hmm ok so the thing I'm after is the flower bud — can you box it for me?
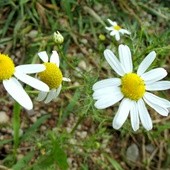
[53,31,64,44]
[99,34,106,41]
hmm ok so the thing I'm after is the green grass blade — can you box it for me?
[106,155,124,170]
[21,114,51,141]
[1,9,16,37]
[12,151,34,170]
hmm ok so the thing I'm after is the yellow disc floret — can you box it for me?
[121,73,145,101]
[38,62,63,89]
[114,25,121,31]
[0,53,15,81]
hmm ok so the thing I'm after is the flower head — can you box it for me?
[92,45,170,131]
[53,31,64,44]
[37,51,70,103]
[0,53,49,110]
[105,19,131,41]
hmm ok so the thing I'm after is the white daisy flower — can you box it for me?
[92,45,170,131]
[105,19,131,41]
[37,51,71,103]
[0,53,49,110]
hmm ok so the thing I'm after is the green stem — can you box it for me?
[70,115,85,135]
[56,44,85,78]
[13,102,21,155]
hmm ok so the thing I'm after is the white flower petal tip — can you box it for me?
[144,92,170,108]
[107,19,117,26]
[44,90,56,103]
[104,49,125,76]
[137,51,156,75]
[142,68,167,84]
[38,51,49,62]
[3,78,33,110]
[168,107,170,113]
[115,33,120,41]
[52,50,59,55]
[112,99,132,130]
[63,77,71,82]
[144,96,169,116]
[118,44,132,73]
[15,64,46,74]
[50,51,60,66]
[92,78,121,91]
[119,29,131,35]
[14,72,49,92]
[130,102,139,131]
[94,92,123,110]
[105,26,113,31]
[146,81,170,91]
[37,91,47,101]
[54,85,62,99]
[151,51,156,57]
[125,30,131,35]
[138,99,153,131]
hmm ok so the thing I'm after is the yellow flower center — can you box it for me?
[113,25,121,31]
[0,54,15,81]
[38,62,63,89]
[121,73,145,101]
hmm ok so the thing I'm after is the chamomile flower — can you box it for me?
[105,19,131,41]
[0,53,49,110]
[92,45,170,131]
[37,51,71,103]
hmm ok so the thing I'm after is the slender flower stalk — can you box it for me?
[92,44,170,131]
[13,102,21,154]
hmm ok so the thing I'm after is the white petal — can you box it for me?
[105,26,114,31]
[50,51,60,67]
[168,107,170,113]
[44,89,56,103]
[37,91,47,101]
[112,98,132,129]
[94,92,123,109]
[115,33,120,41]
[93,87,121,100]
[15,64,45,74]
[143,96,169,116]
[141,68,167,84]
[62,77,71,82]
[144,92,170,108]
[118,44,133,73]
[38,51,49,62]
[130,101,139,131]
[14,72,49,92]
[104,49,125,76]
[107,19,117,26]
[119,29,131,35]
[3,77,33,110]
[110,30,117,36]
[137,51,156,75]
[92,78,121,90]
[137,99,153,131]
[53,85,62,99]
[146,81,170,91]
